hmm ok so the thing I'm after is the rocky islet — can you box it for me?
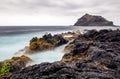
[25,33,68,54]
[74,14,114,26]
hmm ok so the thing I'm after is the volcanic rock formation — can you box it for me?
[10,29,120,79]
[74,14,114,26]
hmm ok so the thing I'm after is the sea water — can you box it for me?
[0,26,119,64]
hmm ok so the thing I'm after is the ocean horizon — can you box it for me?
[0,26,119,36]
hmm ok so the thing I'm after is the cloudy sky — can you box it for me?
[0,0,120,26]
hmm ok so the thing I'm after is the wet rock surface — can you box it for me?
[9,29,120,79]
[74,14,114,26]
[26,33,68,54]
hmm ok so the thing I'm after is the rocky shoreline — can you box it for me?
[0,29,120,79]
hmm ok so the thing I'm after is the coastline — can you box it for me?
[0,26,120,79]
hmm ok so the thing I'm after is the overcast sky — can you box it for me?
[0,0,120,26]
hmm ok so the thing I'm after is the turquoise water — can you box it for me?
[0,26,119,64]
[0,30,70,64]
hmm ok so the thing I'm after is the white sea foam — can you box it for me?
[0,30,70,63]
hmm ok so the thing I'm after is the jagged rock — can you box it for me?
[62,30,120,63]
[61,30,120,78]
[30,38,54,50]
[71,42,89,54]
[10,62,81,79]
[26,33,68,54]
[0,55,32,79]
[10,62,120,79]
[42,33,68,46]
[52,34,68,46]
[3,55,32,72]
[74,14,114,26]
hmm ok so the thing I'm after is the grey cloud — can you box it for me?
[0,0,120,15]
[0,0,120,25]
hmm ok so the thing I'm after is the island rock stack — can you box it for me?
[74,14,114,26]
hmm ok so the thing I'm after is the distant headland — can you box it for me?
[74,14,114,26]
